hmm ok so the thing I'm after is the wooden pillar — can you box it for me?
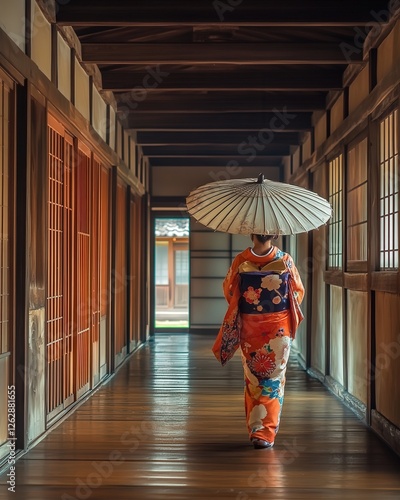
[15,82,29,450]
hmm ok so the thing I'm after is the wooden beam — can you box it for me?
[82,43,362,64]
[136,131,301,145]
[56,0,390,26]
[116,93,327,113]
[149,157,285,167]
[102,68,344,91]
[126,112,312,131]
[142,145,292,156]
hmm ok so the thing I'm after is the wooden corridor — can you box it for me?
[1,333,400,500]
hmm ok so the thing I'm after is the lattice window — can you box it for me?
[47,115,75,416]
[76,144,91,394]
[347,137,368,270]
[47,118,66,414]
[328,155,343,268]
[379,109,398,269]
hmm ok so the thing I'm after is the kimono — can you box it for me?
[212,246,304,445]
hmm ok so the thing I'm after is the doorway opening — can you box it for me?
[154,218,189,328]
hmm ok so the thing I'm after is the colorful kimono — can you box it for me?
[212,246,304,445]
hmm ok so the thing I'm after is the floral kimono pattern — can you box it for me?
[212,246,304,445]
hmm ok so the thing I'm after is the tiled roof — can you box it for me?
[155,218,189,237]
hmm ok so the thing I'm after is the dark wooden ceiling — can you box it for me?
[55,0,390,172]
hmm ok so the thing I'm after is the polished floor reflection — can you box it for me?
[1,333,400,499]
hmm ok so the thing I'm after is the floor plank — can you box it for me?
[1,333,400,499]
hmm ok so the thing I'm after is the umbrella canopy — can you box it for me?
[186,174,332,235]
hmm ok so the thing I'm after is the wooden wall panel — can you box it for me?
[115,179,127,364]
[349,65,369,115]
[31,1,52,80]
[74,61,90,121]
[375,292,400,428]
[311,166,327,374]
[57,33,71,101]
[314,113,327,150]
[292,146,301,170]
[92,87,107,142]
[303,135,312,162]
[0,0,25,52]
[330,285,344,385]
[331,94,344,133]
[294,231,309,364]
[377,19,400,83]
[346,290,368,404]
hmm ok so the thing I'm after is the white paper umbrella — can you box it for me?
[186,174,332,235]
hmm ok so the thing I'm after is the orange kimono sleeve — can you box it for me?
[284,254,305,337]
[222,254,243,303]
[287,255,305,305]
[212,254,243,365]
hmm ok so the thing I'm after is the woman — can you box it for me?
[212,234,304,449]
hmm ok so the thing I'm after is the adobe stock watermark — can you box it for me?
[235,438,307,500]
[117,66,170,119]
[209,107,298,183]
[353,332,400,390]
[60,420,154,500]
[213,0,244,21]
[6,385,17,493]
[340,0,400,62]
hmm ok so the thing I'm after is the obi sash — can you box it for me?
[239,271,290,314]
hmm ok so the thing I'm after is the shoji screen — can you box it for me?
[189,224,231,331]
[99,164,110,379]
[46,116,75,419]
[91,157,110,386]
[76,143,91,398]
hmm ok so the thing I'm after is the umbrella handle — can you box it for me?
[257,173,264,184]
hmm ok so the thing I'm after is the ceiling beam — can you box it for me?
[136,131,300,145]
[125,112,312,131]
[142,145,292,156]
[56,0,389,26]
[116,93,327,113]
[82,43,362,64]
[149,157,284,167]
[104,69,344,91]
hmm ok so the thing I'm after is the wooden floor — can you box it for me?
[1,333,400,499]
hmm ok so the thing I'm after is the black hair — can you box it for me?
[252,234,274,243]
